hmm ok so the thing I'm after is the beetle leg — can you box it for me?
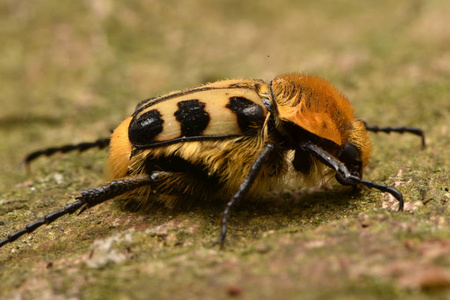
[23,137,111,170]
[363,122,426,149]
[300,141,404,212]
[0,175,155,248]
[219,142,275,247]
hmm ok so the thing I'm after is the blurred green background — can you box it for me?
[0,1,448,299]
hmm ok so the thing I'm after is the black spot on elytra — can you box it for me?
[129,109,164,147]
[174,100,210,137]
[226,97,265,133]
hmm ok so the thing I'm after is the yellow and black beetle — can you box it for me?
[0,72,425,248]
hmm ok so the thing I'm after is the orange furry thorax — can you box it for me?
[271,73,355,147]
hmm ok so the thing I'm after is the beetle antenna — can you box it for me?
[300,141,404,211]
[0,175,154,249]
[22,137,111,169]
[363,122,426,149]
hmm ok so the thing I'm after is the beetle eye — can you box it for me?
[338,143,362,177]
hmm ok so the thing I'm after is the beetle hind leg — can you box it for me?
[23,137,111,170]
[0,175,153,248]
[120,170,225,211]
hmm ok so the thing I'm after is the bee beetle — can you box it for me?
[0,72,425,248]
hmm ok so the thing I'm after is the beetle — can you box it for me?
[0,72,425,248]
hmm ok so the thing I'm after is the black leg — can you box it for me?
[219,143,275,247]
[348,175,404,211]
[0,175,155,249]
[23,137,111,167]
[300,142,352,178]
[300,141,404,211]
[363,123,426,149]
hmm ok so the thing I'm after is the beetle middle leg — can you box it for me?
[219,142,275,247]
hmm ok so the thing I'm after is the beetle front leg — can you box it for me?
[300,141,404,212]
